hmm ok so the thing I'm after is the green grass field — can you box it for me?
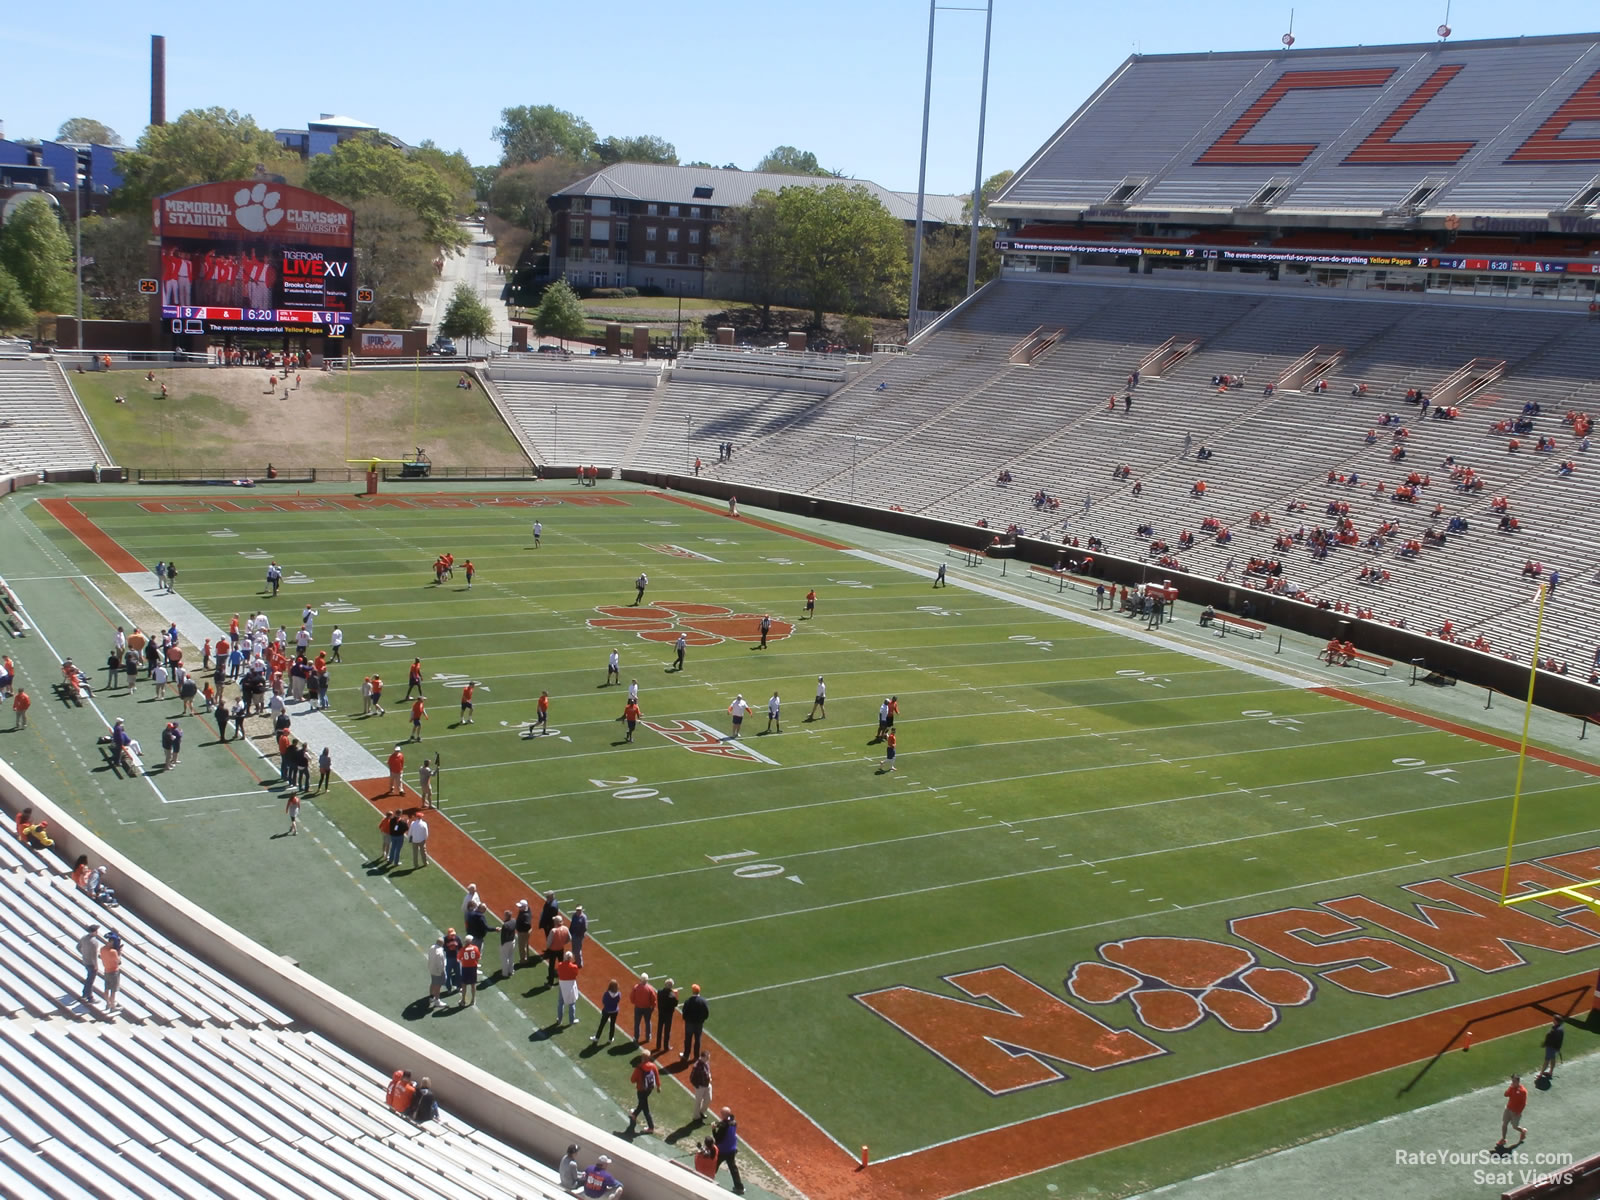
[27,484,1600,1195]
[72,367,529,470]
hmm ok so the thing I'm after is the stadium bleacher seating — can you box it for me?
[0,832,574,1200]
[0,361,112,474]
[702,276,1600,671]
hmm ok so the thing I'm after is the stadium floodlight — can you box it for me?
[909,0,996,337]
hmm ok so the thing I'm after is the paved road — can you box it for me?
[422,221,517,353]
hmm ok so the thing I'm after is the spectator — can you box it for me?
[680,983,710,1061]
[690,1052,714,1122]
[559,1145,584,1192]
[406,1077,439,1123]
[76,923,102,1004]
[100,931,124,1012]
[592,979,622,1044]
[712,1108,744,1193]
[631,974,657,1045]
[582,1155,623,1200]
[426,938,446,1009]
[386,1069,416,1114]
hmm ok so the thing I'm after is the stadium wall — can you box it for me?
[0,754,724,1200]
[626,470,1600,720]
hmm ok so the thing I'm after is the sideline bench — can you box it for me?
[1210,613,1265,639]
[1323,647,1393,675]
[0,577,28,637]
[948,544,987,567]
[1028,565,1099,593]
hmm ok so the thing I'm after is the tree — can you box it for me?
[494,105,596,166]
[440,281,494,356]
[0,267,32,333]
[963,168,1015,225]
[307,137,468,250]
[410,140,477,213]
[0,195,74,314]
[114,108,295,212]
[916,224,999,312]
[349,197,437,328]
[592,134,678,166]
[56,117,120,145]
[79,216,153,320]
[713,190,785,327]
[757,146,833,177]
[533,279,587,345]
[488,157,586,247]
[774,184,909,325]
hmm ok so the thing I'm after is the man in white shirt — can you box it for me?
[627,678,639,704]
[767,692,781,734]
[606,650,620,686]
[409,814,430,868]
[330,625,343,662]
[727,694,749,740]
[809,676,826,721]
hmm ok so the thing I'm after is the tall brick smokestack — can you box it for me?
[150,35,166,127]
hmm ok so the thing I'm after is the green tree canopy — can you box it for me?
[440,281,494,355]
[963,168,1015,224]
[494,105,596,167]
[409,140,478,213]
[592,134,678,166]
[307,137,468,250]
[713,190,785,327]
[488,157,586,246]
[756,146,833,177]
[56,117,120,145]
[774,184,908,325]
[349,197,438,328]
[0,266,33,333]
[114,108,296,212]
[533,279,587,344]
[916,224,999,312]
[0,195,75,314]
[79,215,153,320]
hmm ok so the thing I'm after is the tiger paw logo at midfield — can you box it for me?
[1067,937,1314,1033]
[588,603,793,647]
[234,183,284,233]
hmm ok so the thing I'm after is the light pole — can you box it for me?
[56,180,84,350]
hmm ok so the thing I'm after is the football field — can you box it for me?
[25,483,1600,1198]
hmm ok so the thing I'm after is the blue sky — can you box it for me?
[2,2,1591,195]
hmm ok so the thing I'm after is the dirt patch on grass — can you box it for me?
[71,366,530,472]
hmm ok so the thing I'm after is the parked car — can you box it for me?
[425,338,457,357]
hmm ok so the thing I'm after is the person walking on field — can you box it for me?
[284,792,301,836]
[410,813,430,867]
[533,690,550,735]
[632,573,649,606]
[712,1108,744,1193]
[727,694,749,740]
[804,588,816,620]
[625,1051,660,1136]
[690,1052,714,1122]
[622,698,641,742]
[680,983,709,1061]
[459,681,475,725]
[410,697,427,742]
[1538,1016,1565,1083]
[418,758,435,808]
[1498,1074,1528,1149]
[330,625,343,662]
[556,950,581,1025]
[498,909,517,978]
[631,974,657,1045]
[881,728,898,771]
[405,659,424,701]
[673,633,687,672]
[809,676,826,721]
[464,559,474,589]
[387,745,405,795]
[606,650,620,686]
[317,746,331,793]
[458,936,482,1007]
[12,688,29,730]
[757,615,772,649]
[653,979,679,1055]
[591,979,622,1043]
[532,520,542,549]
[934,562,947,587]
[766,692,781,734]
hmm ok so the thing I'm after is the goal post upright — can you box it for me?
[1498,583,1550,906]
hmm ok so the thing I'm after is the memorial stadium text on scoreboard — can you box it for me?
[152,181,356,335]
